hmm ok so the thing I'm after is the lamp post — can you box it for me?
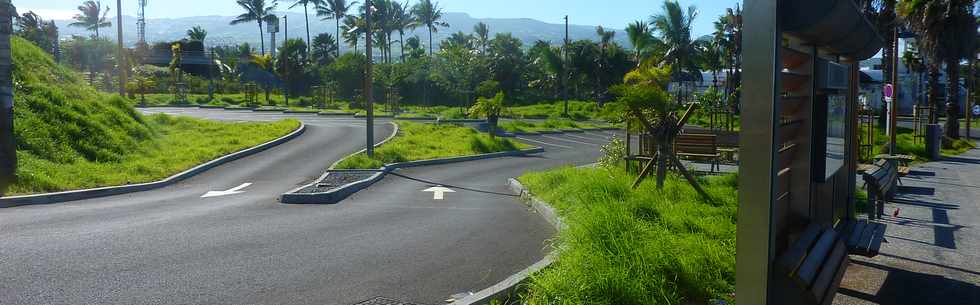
[117,0,126,97]
[364,0,374,157]
[283,14,289,107]
[563,15,569,118]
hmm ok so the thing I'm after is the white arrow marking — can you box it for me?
[423,186,455,200]
[201,183,253,198]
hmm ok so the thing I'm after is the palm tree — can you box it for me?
[474,22,489,54]
[187,26,208,42]
[69,1,112,39]
[290,0,325,54]
[532,43,565,100]
[650,0,702,89]
[470,92,505,139]
[393,1,416,62]
[231,0,279,55]
[900,0,978,135]
[625,20,657,65]
[311,33,339,64]
[318,0,358,56]
[411,0,448,55]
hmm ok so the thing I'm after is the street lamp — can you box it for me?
[364,0,375,157]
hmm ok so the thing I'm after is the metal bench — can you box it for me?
[863,159,900,219]
[775,224,850,305]
[674,133,721,172]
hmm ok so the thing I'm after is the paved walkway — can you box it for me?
[835,147,980,304]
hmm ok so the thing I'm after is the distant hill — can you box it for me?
[51,12,630,51]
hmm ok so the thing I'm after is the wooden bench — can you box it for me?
[674,133,721,172]
[863,159,900,219]
[838,219,887,257]
[776,224,850,305]
[875,154,915,176]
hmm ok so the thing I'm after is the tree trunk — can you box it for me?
[399,31,405,62]
[428,28,433,55]
[946,58,961,139]
[336,18,341,57]
[928,64,941,124]
[259,22,266,55]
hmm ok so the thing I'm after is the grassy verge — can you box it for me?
[518,166,737,305]
[334,121,533,169]
[11,116,299,195]
[499,118,614,133]
[862,126,976,163]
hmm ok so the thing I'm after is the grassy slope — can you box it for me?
[8,36,299,195]
[519,166,737,305]
[335,121,532,169]
[498,118,613,133]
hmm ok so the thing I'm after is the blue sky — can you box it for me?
[17,0,741,37]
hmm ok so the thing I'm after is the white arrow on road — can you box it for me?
[423,186,455,200]
[201,183,253,198]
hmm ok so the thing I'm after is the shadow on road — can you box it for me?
[839,259,980,305]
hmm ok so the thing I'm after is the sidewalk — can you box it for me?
[834,147,980,304]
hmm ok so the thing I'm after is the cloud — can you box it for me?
[19,8,77,20]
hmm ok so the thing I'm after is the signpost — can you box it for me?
[884,83,896,153]
[0,0,13,195]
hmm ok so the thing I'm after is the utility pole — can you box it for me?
[563,15,569,117]
[0,0,14,195]
[208,47,214,101]
[969,55,976,139]
[283,14,289,107]
[365,0,374,157]
[117,0,127,97]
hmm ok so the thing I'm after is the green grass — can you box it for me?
[862,126,976,163]
[506,100,601,121]
[518,166,737,305]
[334,121,533,169]
[7,36,301,195]
[499,118,614,133]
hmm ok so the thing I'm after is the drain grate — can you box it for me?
[351,296,427,305]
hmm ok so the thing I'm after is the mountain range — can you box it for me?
[50,12,632,51]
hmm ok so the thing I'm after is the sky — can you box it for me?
[16,0,742,37]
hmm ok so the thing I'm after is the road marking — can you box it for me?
[516,137,573,149]
[423,186,455,200]
[562,133,609,143]
[541,135,600,146]
[201,183,253,198]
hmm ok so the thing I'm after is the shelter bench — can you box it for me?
[863,159,900,219]
[776,224,850,305]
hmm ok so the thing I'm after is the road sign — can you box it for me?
[423,186,455,200]
[202,183,252,198]
[973,105,980,116]
[884,84,894,99]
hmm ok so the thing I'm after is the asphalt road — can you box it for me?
[0,108,616,305]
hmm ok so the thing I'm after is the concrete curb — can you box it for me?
[317,112,356,116]
[223,107,255,111]
[279,147,545,204]
[0,123,308,207]
[282,110,320,114]
[197,105,226,109]
[253,108,287,112]
[449,178,563,305]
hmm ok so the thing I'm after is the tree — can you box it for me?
[404,36,425,59]
[470,92,505,139]
[15,11,57,55]
[69,1,112,39]
[650,0,702,90]
[473,22,489,54]
[441,31,474,50]
[625,20,658,65]
[187,26,208,42]
[311,33,339,64]
[231,0,279,55]
[277,38,310,98]
[900,0,978,138]
[595,26,617,104]
[531,42,565,101]
[393,1,416,61]
[318,0,358,57]
[487,33,526,97]
[290,0,325,54]
[411,0,448,55]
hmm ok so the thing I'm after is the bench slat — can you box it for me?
[866,223,886,257]
[809,240,848,305]
[795,229,838,287]
[819,255,851,305]
[776,224,823,276]
[846,221,867,249]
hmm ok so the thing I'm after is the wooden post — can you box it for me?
[365,0,374,157]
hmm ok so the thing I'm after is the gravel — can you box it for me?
[294,171,379,194]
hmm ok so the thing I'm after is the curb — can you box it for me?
[282,110,320,114]
[0,123,308,207]
[253,108,287,112]
[449,178,562,305]
[317,112,356,116]
[223,107,255,111]
[279,147,545,204]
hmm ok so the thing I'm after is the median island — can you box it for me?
[6,36,301,195]
[517,166,738,305]
[334,121,533,169]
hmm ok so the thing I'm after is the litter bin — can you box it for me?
[926,124,942,160]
